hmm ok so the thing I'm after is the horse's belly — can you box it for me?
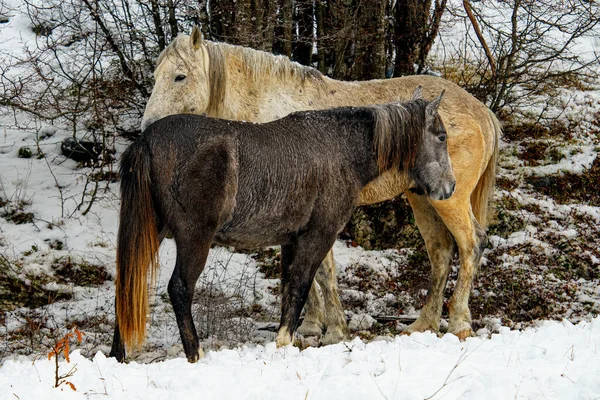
[213,230,289,249]
[214,209,312,249]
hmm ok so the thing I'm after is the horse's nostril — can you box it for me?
[451,181,456,194]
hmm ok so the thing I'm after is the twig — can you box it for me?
[40,148,65,218]
[93,357,108,396]
[370,372,389,400]
[373,315,417,324]
[81,179,99,216]
[425,341,485,399]
[0,252,18,274]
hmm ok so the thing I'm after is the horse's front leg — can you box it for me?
[168,235,212,362]
[403,191,456,335]
[276,232,339,347]
[430,193,487,340]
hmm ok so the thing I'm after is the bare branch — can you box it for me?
[463,0,497,76]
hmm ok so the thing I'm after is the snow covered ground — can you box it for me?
[2,318,600,399]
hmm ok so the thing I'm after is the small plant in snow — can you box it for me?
[0,171,34,224]
[47,327,84,391]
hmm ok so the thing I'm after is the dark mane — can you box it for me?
[371,100,426,173]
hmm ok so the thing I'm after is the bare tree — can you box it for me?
[351,0,388,80]
[0,0,190,214]
[293,0,314,65]
[393,0,448,76]
[445,0,600,114]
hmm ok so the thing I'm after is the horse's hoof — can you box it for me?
[453,329,473,341]
[404,319,439,334]
[320,328,347,345]
[297,320,323,337]
[108,350,126,363]
[276,327,292,347]
[448,319,472,340]
[187,348,204,363]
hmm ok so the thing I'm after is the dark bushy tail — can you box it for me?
[116,141,159,351]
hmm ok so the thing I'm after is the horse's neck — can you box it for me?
[215,47,416,121]
[216,51,353,122]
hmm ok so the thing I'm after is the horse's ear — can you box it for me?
[411,85,423,101]
[428,89,445,112]
[191,26,204,50]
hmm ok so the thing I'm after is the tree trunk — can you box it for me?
[356,0,386,79]
[235,0,254,47]
[149,0,166,51]
[293,0,313,66]
[210,0,235,42]
[258,0,276,51]
[315,0,327,73]
[281,0,293,56]
[328,0,354,79]
[393,0,429,76]
[416,0,447,74]
[196,1,210,40]
[166,0,178,40]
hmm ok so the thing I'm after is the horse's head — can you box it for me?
[141,27,212,132]
[410,90,456,201]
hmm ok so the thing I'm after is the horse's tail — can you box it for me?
[116,140,160,351]
[471,109,501,228]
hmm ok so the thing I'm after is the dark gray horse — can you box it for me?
[110,90,454,363]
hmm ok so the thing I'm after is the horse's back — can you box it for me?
[218,113,369,248]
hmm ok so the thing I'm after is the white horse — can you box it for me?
[141,27,500,346]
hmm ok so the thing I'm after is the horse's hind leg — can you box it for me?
[317,251,349,344]
[403,192,456,334]
[297,280,324,337]
[276,232,339,347]
[168,233,212,362]
[298,250,348,343]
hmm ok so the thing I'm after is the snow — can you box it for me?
[1,318,600,399]
[529,146,598,176]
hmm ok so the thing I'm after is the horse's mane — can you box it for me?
[156,35,324,114]
[208,41,323,83]
[371,100,427,173]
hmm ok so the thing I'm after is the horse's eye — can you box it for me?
[438,134,447,143]
[175,74,186,82]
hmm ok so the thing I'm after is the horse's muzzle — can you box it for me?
[429,180,456,201]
